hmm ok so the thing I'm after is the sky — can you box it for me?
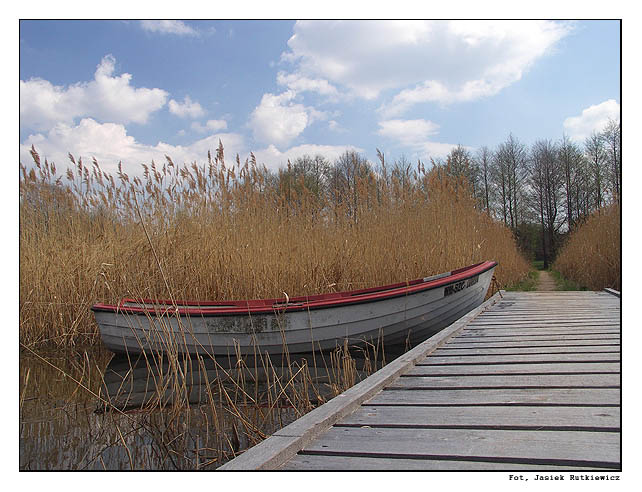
[19,19,621,177]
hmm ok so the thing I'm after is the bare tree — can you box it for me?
[474,146,493,216]
[332,150,373,222]
[493,134,527,230]
[444,145,480,195]
[584,132,607,210]
[529,140,564,268]
[601,118,621,203]
[391,154,414,196]
[558,135,583,230]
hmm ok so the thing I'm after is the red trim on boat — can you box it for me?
[91,261,497,316]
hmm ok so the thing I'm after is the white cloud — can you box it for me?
[377,119,440,146]
[327,120,346,133]
[139,20,199,36]
[563,99,620,142]
[281,20,572,114]
[168,96,205,118]
[377,118,459,159]
[20,55,168,131]
[276,71,339,98]
[191,119,228,133]
[19,117,361,177]
[20,118,245,176]
[248,91,319,148]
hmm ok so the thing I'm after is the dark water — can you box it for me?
[19,346,391,470]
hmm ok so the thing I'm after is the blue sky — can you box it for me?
[19,19,620,176]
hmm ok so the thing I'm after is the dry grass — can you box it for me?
[20,146,530,348]
[553,202,621,291]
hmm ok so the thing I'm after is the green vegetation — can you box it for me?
[549,269,587,291]
[505,269,539,291]
[532,260,546,271]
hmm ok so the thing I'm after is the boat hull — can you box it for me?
[93,262,496,357]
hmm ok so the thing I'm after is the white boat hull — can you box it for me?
[93,265,496,357]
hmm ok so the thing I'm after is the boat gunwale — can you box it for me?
[91,261,497,317]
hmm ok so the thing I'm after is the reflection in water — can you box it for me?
[20,343,395,470]
[99,349,391,412]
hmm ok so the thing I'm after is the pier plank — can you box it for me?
[431,346,619,355]
[391,373,620,388]
[404,362,620,376]
[416,353,620,364]
[339,405,620,430]
[367,388,620,406]
[283,454,611,471]
[297,427,620,468]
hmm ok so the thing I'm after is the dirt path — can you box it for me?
[536,270,558,291]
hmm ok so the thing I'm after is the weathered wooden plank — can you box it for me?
[448,336,620,345]
[488,311,619,314]
[282,454,611,470]
[459,328,621,336]
[367,388,620,406]
[468,321,620,326]
[491,313,617,317]
[443,340,619,349]
[467,321,620,327]
[457,330,620,339]
[404,362,620,376]
[482,309,620,314]
[496,299,617,304]
[391,374,620,389]
[417,353,620,365]
[454,334,619,342]
[297,427,620,468]
[432,346,619,356]
[339,405,620,430]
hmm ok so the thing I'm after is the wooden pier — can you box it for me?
[220,290,621,471]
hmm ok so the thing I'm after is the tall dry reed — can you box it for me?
[553,202,621,291]
[20,146,529,348]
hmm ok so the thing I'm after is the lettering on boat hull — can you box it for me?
[444,275,479,297]
[205,314,290,333]
[206,316,268,333]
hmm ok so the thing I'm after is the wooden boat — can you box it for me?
[92,261,497,357]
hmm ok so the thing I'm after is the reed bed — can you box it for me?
[553,202,621,291]
[20,145,529,348]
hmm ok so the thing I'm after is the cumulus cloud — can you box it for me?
[168,96,205,118]
[276,71,339,98]
[377,119,440,146]
[19,117,358,177]
[248,91,327,148]
[20,55,168,131]
[20,118,245,176]
[563,99,620,142]
[139,20,199,36]
[377,118,459,159]
[191,119,228,133]
[280,20,572,114]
